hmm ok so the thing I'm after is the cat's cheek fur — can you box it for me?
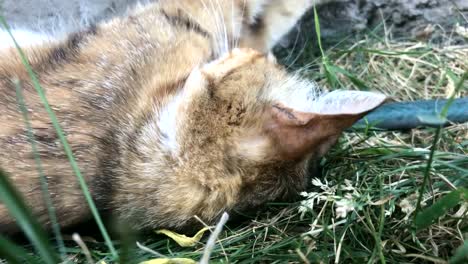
[158,92,184,154]
[156,66,212,156]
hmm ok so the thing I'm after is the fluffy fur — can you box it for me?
[0,0,386,233]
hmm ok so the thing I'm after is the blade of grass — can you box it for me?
[0,15,118,259]
[441,71,467,117]
[313,5,339,88]
[14,79,66,259]
[312,5,325,58]
[0,169,59,264]
[363,209,385,264]
[414,188,468,230]
[413,72,468,224]
[0,235,43,264]
[412,126,442,224]
[450,240,468,264]
[327,64,369,90]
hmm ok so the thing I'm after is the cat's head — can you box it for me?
[157,48,386,208]
[172,48,386,161]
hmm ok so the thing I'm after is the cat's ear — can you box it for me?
[265,91,387,159]
[239,91,387,161]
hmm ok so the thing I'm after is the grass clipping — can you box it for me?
[302,32,468,262]
[322,39,468,101]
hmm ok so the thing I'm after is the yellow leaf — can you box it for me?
[139,258,196,264]
[155,227,209,247]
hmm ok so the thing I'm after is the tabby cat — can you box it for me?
[0,0,386,233]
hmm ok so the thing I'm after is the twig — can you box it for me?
[72,233,93,264]
[199,212,229,264]
[136,242,166,258]
[303,219,347,236]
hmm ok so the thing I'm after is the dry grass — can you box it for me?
[327,40,468,101]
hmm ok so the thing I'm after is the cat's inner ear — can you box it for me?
[267,91,387,159]
[307,90,388,115]
[239,91,387,161]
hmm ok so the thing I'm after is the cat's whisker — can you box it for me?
[287,48,324,74]
[286,38,309,71]
[213,0,229,54]
[297,58,322,73]
[199,0,221,56]
[207,0,226,56]
[230,0,236,50]
[234,0,247,49]
[216,0,230,54]
[284,28,302,69]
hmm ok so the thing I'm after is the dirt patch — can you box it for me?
[2,0,467,45]
[1,0,147,33]
[278,0,468,50]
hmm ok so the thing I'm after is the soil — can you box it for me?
[2,0,467,45]
[281,0,468,47]
[1,0,147,33]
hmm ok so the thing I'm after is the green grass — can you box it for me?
[14,79,66,259]
[1,5,468,264]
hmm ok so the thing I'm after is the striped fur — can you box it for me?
[0,0,385,233]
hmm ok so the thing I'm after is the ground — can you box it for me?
[0,0,467,263]
[3,0,468,40]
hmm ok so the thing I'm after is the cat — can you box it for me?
[0,0,386,233]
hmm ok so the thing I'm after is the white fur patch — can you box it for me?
[268,74,322,112]
[155,68,210,155]
[268,75,386,115]
[0,29,55,49]
[312,90,387,115]
[158,92,184,153]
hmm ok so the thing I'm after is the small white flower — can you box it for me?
[455,23,468,38]
[299,192,321,218]
[454,202,468,218]
[399,198,414,215]
[311,178,325,187]
[335,199,355,218]
[340,179,355,191]
[398,192,425,220]
[299,177,341,218]
[344,193,354,200]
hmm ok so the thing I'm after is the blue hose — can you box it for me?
[353,97,468,130]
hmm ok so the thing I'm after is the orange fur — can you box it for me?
[0,0,386,233]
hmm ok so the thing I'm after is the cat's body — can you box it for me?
[0,0,385,233]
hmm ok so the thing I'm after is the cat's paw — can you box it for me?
[240,0,323,52]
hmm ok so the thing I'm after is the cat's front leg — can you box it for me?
[240,0,329,52]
